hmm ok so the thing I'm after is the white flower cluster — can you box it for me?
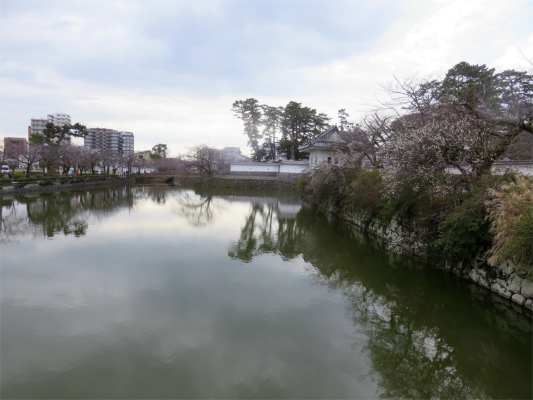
[379,112,493,198]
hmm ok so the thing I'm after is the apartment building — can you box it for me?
[29,118,48,138]
[85,128,134,157]
[28,113,72,139]
[119,132,134,155]
[47,113,71,127]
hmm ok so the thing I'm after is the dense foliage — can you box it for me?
[300,61,532,275]
[232,98,330,161]
[302,165,532,274]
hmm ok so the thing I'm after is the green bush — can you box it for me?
[434,174,512,265]
[346,170,384,217]
[302,165,348,208]
[13,173,26,180]
[296,175,307,196]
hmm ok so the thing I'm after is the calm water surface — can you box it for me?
[1,185,531,399]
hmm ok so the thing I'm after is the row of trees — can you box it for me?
[195,62,531,180]
[232,99,330,161]
[25,122,137,175]
[1,121,177,176]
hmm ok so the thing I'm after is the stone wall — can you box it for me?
[342,211,533,313]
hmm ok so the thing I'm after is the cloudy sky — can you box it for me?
[1,0,532,157]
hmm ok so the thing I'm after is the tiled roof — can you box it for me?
[299,126,351,151]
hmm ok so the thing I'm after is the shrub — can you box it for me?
[302,165,349,209]
[296,175,307,196]
[346,170,384,217]
[435,174,513,265]
[486,175,533,274]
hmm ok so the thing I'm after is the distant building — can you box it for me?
[197,147,249,163]
[119,132,134,155]
[135,150,151,160]
[219,147,249,163]
[29,118,48,138]
[28,113,71,140]
[47,113,71,127]
[85,128,135,157]
[3,137,28,156]
[85,128,120,155]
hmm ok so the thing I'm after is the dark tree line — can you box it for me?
[232,99,330,161]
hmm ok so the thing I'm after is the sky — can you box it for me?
[1,0,532,157]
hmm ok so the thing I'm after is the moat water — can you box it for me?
[1,185,531,399]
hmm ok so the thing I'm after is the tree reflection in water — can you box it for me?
[172,191,218,227]
[1,188,530,398]
[230,204,532,399]
[0,186,136,242]
[227,197,301,263]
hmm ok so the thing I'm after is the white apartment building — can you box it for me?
[29,113,72,139]
[47,113,71,126]
[29,118,48,137]
[119,132,134,155]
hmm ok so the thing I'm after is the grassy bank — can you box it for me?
[134,174,298,191]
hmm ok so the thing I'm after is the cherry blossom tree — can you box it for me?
[375,62,532,197]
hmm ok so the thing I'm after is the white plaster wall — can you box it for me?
[230,164,278,173]
[446,163,533,176]
[492,164,533,176]
[309,149,338,167]
[231,162,308,175]
[279,164,308,173]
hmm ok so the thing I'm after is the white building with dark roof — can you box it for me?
[299,126,353,166]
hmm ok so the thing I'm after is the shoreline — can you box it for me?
[0,177,135,197]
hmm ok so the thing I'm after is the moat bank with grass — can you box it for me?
[134,174,298,191]
[298,166,533,311]
[0,174,135,196]
[0,173,298,197]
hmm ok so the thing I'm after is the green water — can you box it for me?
[1,185,531,399]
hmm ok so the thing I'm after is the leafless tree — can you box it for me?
[183,145,226,177]
[58,144,81,174]
[78,147,101,174]
[19,145,42,177]
[121,153,136,176]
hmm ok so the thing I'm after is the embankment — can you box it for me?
[134,174,298,191]
[341,210,533,313]
[0,177,135,196]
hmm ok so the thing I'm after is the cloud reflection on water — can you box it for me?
[1,186,531,399]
